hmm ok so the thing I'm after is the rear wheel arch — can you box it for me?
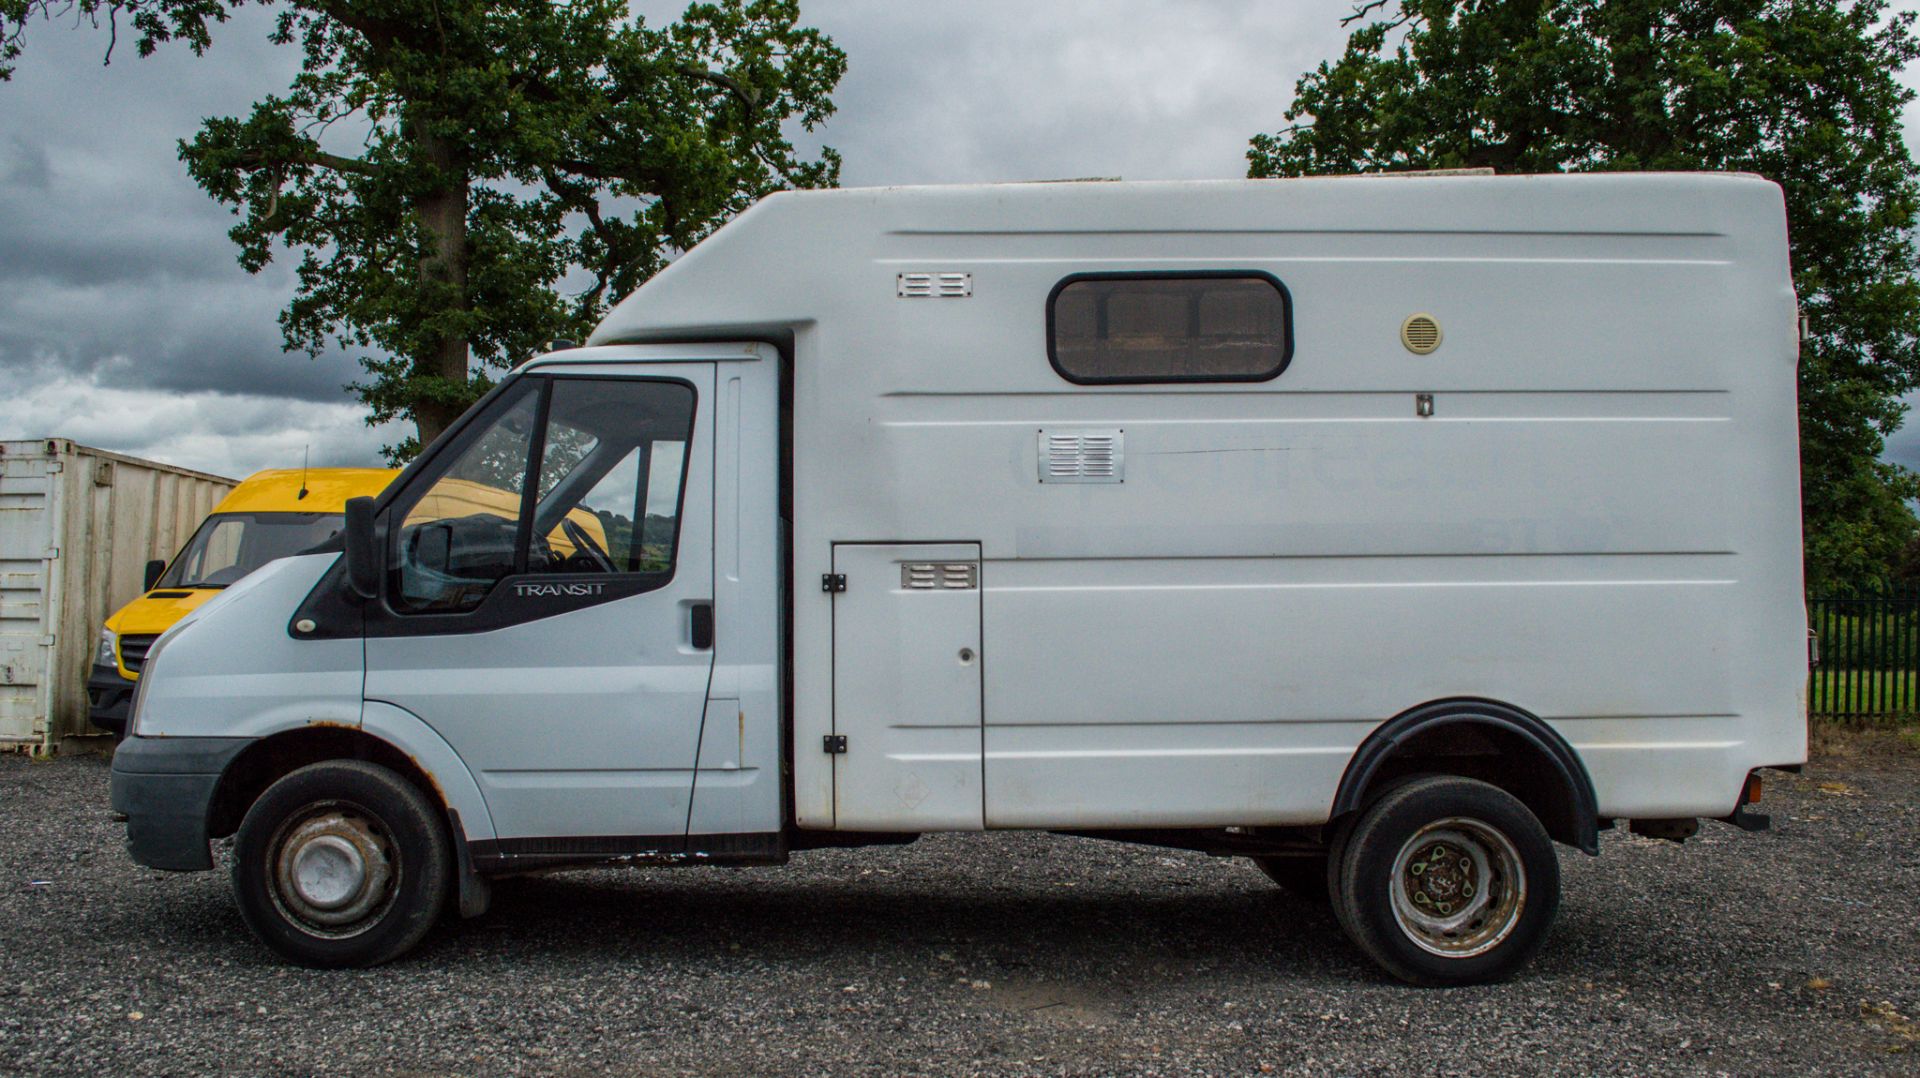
[1333,698,1600,854]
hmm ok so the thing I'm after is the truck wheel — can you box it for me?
[1251,855,1329,901]
[231,760,450,968]
[1330,775,1558,987]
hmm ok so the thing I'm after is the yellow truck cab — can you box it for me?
[88,468,399,736]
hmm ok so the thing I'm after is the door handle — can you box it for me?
[690,602,714,650]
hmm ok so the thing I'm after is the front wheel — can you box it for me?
[231,760,451,968]
[1330,775,1559,987]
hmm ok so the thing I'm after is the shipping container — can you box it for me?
[0,439,234,752]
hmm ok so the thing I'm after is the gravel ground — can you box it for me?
[1,745,1916,1077]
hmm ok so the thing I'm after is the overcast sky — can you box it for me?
[2,1,1919,477]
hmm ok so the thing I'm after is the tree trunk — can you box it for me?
[411,120,471,451]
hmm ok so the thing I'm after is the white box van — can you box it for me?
[110,174,1805,985]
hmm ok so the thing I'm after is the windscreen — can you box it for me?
[156,512,345,589]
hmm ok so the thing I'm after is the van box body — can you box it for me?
[581,173,1805,834]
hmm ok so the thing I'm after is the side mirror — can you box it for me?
[343,496,380,601]
[143,559,166,591]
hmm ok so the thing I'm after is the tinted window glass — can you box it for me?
[533,378,693,576]
[1049,274,1291,383]
[560,438,688,572]
[393,382,541,613]
[390,377,696,614]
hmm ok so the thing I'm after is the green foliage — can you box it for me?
[3,0,844,460]
[1250,0,1920,594]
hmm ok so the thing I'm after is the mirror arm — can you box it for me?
[343,496,380,603]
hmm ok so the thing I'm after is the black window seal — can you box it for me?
[1044,269,1295,386]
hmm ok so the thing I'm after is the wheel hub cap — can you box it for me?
[1389,817,1526,958]
[272,810,394,929]
[1407,840,1476,914]
[290,835,366,910]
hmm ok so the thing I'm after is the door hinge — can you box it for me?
[821,573,847,593]
[823,734,848,754]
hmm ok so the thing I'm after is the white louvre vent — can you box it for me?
[897,272,972,298]
[901,562,978,589]
[1038,428,1124,483]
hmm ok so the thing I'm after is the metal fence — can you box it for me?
[1807,588,1920,720]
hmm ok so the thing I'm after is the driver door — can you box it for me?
[363,364,715,846]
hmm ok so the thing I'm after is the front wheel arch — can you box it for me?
[208,727,448,841]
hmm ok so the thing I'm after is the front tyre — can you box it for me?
[232,760,451,968]
[1330,775,1559,987]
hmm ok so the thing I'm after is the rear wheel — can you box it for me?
[1330,775,1558,986]
[231,760,450,968]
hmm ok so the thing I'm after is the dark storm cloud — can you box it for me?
[0,272,356,400]
[0,5,364,412]
[3,134,53,188]
[0,134,244,289]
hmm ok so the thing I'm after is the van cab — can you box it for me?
[88,468,398,736]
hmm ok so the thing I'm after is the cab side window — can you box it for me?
[554,437,689,572]
[534,378,693,576]
[390,376,695,614]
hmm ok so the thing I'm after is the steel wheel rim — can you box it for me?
[266,800,398,938]
[1388,816,1526,958]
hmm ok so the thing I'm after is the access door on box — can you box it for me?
[829,543,983,830]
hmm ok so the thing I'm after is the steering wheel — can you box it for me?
[561,518,615,572]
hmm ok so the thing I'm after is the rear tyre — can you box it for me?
[1330,775,1558,987]
[1251,855,1329,901]
[231,760,450,968]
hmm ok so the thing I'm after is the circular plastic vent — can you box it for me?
[1401,313,1443,355]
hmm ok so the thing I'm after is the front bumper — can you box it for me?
[86,664,135,737]
[109,737,251,871]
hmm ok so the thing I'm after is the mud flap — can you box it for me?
[446,809,492,919]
